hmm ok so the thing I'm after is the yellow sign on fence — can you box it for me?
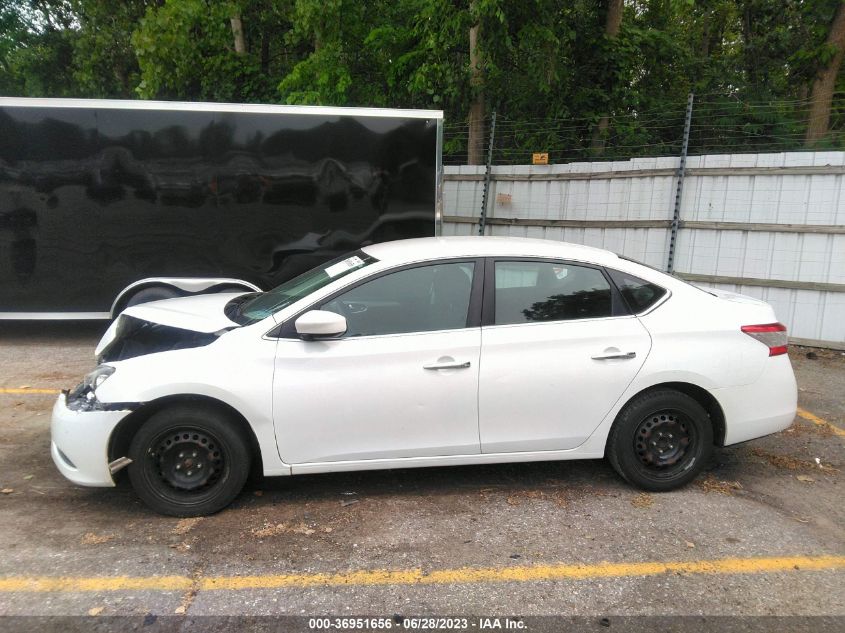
[532,152,549,165]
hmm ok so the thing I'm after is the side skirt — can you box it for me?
[288,448,606,476]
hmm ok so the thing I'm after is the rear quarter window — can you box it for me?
[607,269,667,313]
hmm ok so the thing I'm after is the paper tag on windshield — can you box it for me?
[325,255,365,278]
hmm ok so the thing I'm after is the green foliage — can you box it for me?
[0,0,843,159]
[71,0,149,98]
[277,0,366,105]
[132,0,271,101]
[0,0,77,96]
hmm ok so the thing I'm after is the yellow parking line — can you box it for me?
[0,388,61,394]
[0,576,192,592]
[0,555,842,593]
[797,407,845,437]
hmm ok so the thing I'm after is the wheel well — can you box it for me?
[108,395,264,480]
[616,382,727,446]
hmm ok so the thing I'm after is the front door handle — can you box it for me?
[591,351,637,360]
[423,359,471,370]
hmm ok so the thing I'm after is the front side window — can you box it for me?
[321,262,475,337]
[494,261,612,325]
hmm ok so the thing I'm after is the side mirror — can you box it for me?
[294,310,347,340]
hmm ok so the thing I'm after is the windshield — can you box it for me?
[226,251,378,325]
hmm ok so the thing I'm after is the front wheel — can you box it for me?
[128,404,251,516]
[606,389,713,492]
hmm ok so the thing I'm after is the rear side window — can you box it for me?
[607,269,667,313]
[494,261,612,325]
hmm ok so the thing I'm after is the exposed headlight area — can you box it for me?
[66,365,116,412]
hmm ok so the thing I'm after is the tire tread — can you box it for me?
[607,389,712,492]
[127,404,251,516]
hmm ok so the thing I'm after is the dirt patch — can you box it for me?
[81,532,114,545]
[505,489,545,506]
[170,539,195,553]
[549,489,569,508]
[630,493,654,508]
[172,517,203,536]
[790,346,845,363]
[750,448,839,473]
[696,474,743,495]
[250,522,333,538]
[252,523,292,538]
[782,420,835,438]
[487,487,568,508]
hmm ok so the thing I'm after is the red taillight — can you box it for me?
[741,323,788,356]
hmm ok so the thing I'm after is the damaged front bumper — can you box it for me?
[50,392,134,487]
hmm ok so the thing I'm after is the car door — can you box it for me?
[272,259,482,465]
[479,259,652,453]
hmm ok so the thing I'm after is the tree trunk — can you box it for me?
[261,29,270,74]
[604,0,623,37]
[468,21,485,166]
[591,0,624,155]
[230,13,246,55]
[806,2,845,146]
[741,4,758,89]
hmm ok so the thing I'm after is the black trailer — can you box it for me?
[0,98,442,318]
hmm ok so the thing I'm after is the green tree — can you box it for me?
[71,0,150,98]
[132,0,289,102]
[0,0,77,97]
[802,0,845,145]
[0,0,842,157]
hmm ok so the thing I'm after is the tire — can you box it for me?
[127,404,251,516]
[606,389,713,492]
[124,286,181,308]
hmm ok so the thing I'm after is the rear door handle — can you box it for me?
[591,351,636,360]
[423,360,471,370]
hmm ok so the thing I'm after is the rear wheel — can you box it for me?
[606,389,712,491]
[127,405,251,516]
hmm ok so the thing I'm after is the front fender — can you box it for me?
[93,329,288,475]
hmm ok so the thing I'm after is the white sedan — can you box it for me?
[51,237,797,516]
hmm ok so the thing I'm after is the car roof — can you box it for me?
[361,236,623,267]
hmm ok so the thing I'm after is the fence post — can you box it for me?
[667,93,694,273]
[479,110,497,236]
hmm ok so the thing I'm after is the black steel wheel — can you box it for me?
[128,404,251,516]
[607,389,712,491]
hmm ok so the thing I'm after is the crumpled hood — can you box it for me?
[95,293,246,358]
